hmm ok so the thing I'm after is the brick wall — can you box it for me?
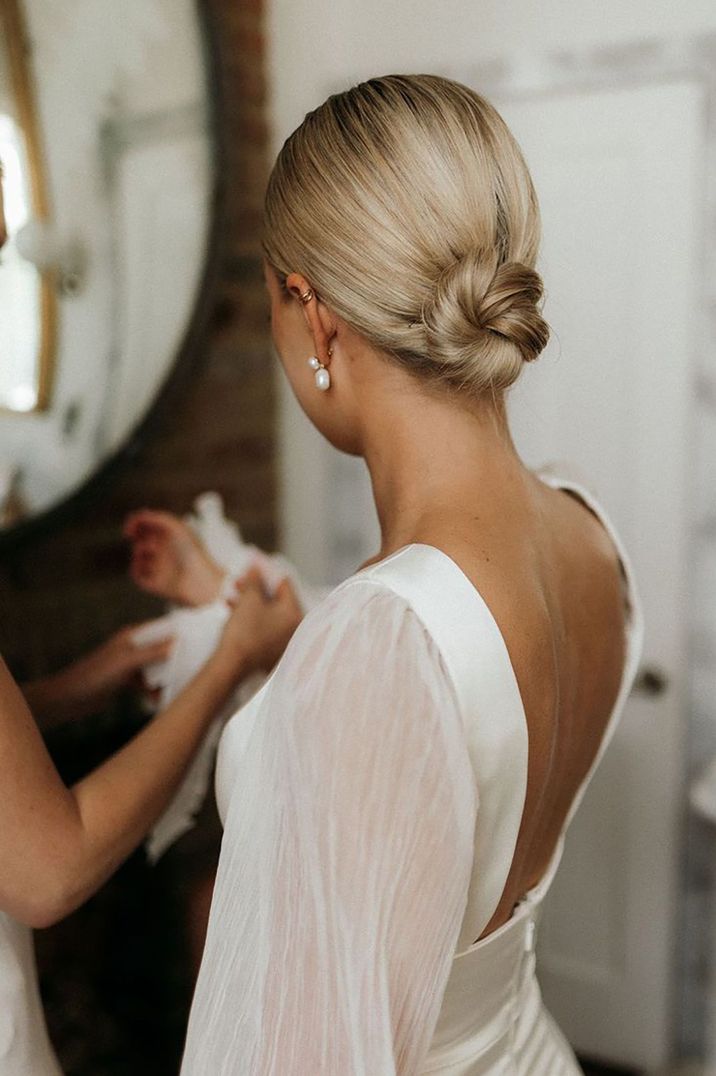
[0,0,275,678]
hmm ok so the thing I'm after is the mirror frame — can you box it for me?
[0,0,227,553]
[0,0,57,412]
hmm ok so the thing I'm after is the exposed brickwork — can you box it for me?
[0,0,275,680]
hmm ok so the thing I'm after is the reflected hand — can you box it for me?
[23,625,174,725]
[215,568,304,680]
[124,509,225,607]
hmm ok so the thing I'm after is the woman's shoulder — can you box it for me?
[273,554,493,708]
[290,569,419,652]
[278,547,514,727]
[256,565,476,787]
[293,542,486,655]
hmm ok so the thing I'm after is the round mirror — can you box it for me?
[0,0,219,540]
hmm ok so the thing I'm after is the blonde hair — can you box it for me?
[263,74,549,394]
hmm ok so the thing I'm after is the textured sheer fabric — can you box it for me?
[181,581,478,1074]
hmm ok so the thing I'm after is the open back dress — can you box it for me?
[180,475,643,1075]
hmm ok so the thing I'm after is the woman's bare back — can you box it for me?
[416,471,629,940]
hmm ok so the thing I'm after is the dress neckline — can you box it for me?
[362,538,530,747]
[356,474,642,927]
[357,471,640,704]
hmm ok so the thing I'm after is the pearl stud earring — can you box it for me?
[308,355,331,391]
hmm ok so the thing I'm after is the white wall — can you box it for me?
[268,0,716,150]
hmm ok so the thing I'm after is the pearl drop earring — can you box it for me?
[308,353,331,392]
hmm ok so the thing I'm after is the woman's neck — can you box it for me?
[358,373,530,560]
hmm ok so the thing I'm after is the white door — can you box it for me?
[496,80,702,1070]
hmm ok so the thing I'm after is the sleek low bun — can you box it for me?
[264,74,551,397]
[420,255,550,392]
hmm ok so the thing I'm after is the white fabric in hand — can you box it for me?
[134,492,329,862]
[190,491,329,609]
[133,602,266,861]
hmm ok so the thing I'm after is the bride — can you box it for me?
[179,74,643,1073]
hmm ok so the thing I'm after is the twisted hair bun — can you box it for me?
[421,255,550,391]
[264,73,551,396]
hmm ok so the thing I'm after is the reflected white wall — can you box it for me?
[0,0,209,516]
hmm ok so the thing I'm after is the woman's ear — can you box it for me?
[285,271,336,366]
[284,271,311,306]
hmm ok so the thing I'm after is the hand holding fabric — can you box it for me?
[22,626,174,727]
[124,508,226,607]
[218,568,304,677]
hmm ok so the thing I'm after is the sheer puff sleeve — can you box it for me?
[181,578,478,1075]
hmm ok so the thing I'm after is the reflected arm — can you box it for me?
[19,626,174,729]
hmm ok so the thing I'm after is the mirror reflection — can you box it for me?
[0,0,212,530]
[0,0,53,417]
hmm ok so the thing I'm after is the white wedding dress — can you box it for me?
[180,476,643,1075]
